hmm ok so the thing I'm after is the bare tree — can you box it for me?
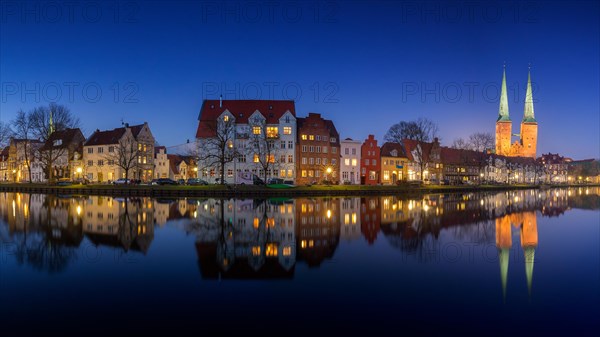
[385,118,439,181]
[197,116,238,184]
[451,137,468,149]
[12,109,35,183]
[247,119,283,183]
[0,121,14,148]
[468,132,494,152]
[30,104,80,182]
[106,133,140,181]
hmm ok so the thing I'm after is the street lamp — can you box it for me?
[326,167,332,182]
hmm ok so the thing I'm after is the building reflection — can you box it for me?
[0,187,597,282]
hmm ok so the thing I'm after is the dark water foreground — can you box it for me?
[1,188,598,336]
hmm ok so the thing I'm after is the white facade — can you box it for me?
[339,138,361,184]
[154,148,169,179]
[198,109,297,184]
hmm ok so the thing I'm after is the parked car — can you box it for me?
[113,178,130,185]
[56,178,72,186]
[187,178,208,185]
[156,178,178,185]
[267,178,284,184]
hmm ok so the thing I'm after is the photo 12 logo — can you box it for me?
[0,1,140,24]
[401,81,539,104]
[202,81,340,103]
[1,81,140,104]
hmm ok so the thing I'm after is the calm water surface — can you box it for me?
[1,188,598,335]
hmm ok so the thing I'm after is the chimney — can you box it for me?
[186,139,190,143]
[124,123,129,128]
[220,95,222,108]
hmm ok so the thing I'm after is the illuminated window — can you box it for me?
[302,170,307,177]
[352,159,357,166]
[301,134,307,140]
[253,126,261,135]
[253,154,260,163]
[223,115,229,122]
[253,217,260,228]
[267,154,275,163]
[252,246,261,256]
[266,243,278,257]
[344,158,350,166]
[283,126,292,135]
[267,126,278,138]
[301,240,307,248]
[309,135,314,140]
[266,218,275,228]
[283,246,292,256]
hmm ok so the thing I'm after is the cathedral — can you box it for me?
[495,66,538,158]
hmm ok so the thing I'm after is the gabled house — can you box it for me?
[38,128,85,181]
[83,123,155,183]
[360,135,380,185]
[0,146,9,181]
[8,138,44,182]
[379,142,408,185]
[339,138,361,185]
[296,113,340,185]
[196,99,297,184]
[167,154,197,181]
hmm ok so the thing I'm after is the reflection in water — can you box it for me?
[0,187,598,292]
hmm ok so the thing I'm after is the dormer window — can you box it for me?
[224,115,229,122]
[53,139,62,146]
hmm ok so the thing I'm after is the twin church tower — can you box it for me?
[495,65,538,159]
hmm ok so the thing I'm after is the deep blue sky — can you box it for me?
[1,0,598,159]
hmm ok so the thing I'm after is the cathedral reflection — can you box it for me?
[0,187,597,289]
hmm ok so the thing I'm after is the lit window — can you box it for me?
[253,126,261,135]
[352,159,357,166]
[252,246,261,256]
[266,243,278,257]
[223,115,229,122]
[283,246,292,256]
[267,154,275,163]
[267,126,278,138]
[254,154,260,163]
[309,135,314,140]
[301,134,307,140]
[283,126,292,135]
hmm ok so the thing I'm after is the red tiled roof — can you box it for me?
[84,128,127,146]
[196,100,296,138]
[296,113,340,145]
[167,154,183,174]
[402,139,433,162]
[380,142,407,157]
[39,128,84,151]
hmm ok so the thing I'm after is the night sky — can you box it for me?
[1,0,598,159]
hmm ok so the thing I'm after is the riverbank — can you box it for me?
[1,182,595,198]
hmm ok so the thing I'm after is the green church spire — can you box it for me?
[497,64,510,122]
[48,109,55,136]
[499,248,510,302]
[523,66,536,123]
[524,246,535,298]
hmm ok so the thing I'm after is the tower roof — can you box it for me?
[523,68,536,123]
[497,66,511,122]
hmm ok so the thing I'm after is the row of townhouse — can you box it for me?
[195,100,342,185]
[352,135,574,185]
[193,99,584,186]
[0,122,162,183]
